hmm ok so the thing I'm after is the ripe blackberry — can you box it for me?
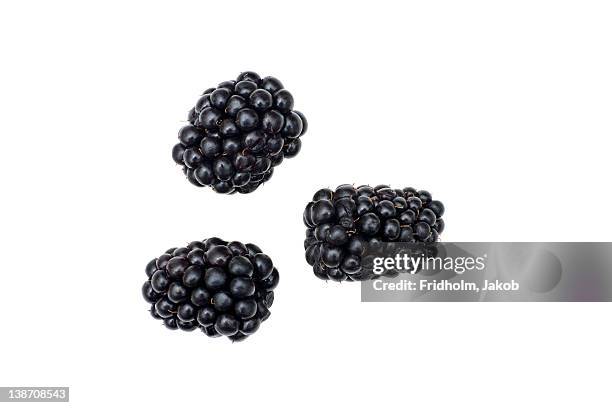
[303,184,445,281]
[142,237,279,341]
[173,71,308,194]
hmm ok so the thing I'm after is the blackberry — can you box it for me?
[173,71,308,194]
[142,237,279,341]
[303,184,445,281]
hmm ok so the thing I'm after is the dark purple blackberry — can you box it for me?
[174,72,308,194]
[303,184,446,281]
[142,237,279,341]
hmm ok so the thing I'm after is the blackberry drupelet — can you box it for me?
[142,237,279,341]
[173,71,308,194]
[303,184,446,281]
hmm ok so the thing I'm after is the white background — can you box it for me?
[1,1,611,406]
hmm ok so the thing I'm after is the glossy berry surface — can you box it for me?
[303,184,446,282]
[142,237,279,341]
[174,72,308,194]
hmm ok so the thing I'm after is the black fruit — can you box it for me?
[303,184,445,281]
[174,72,308,194]
[143,238,279,341]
